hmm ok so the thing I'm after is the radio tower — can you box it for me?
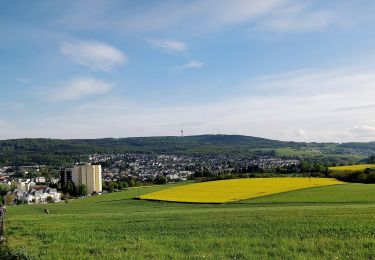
[181,129,184,137]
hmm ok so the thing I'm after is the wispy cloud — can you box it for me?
[124,0,285,34]
[61,40,127,72]
[259,2,334,32]
[73,97,134,113]
[183,60,204,69]
[55,0,112,30]
[336,103,375,112]
[16,78,32,84]
[147,39,187,52]
[30,65,375,141]
[249,67,375,97]
[46,78,112,101]
[0,103,25,110]
[171,60,204,70]
[54,0,324,35]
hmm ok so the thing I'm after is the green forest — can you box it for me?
[0,135,373,166]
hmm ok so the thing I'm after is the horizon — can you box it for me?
[2,1,375,142]
[0,133,361,144]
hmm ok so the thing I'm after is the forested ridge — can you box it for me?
[0,135,373,166]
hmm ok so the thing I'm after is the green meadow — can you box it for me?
[4,183,375,259]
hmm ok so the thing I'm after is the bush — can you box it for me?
[62,180,76,196]
[0,243,29,259]
[0,184,10,197]
[329,168,375,183]
[121,182,129,190]
[78,185,88,196]
[154,176,167,184]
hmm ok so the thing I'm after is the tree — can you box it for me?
[0,185,11,205]
[63,180,76,196]
[107,182,118,192]
[17,199,26,205]
[154,175,167,184]
[0,184,10,197]
[78,184,88,196]
[368,155,375,164]
[46,196,54,203]
[120,182,129,190]
[102,181,109,191]
[5,195,15,206]
[127,178,136,187]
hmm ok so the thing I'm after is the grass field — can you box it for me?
[274,147,367,160]
[4,181,375,259]
[329,164,375,173]
[139,178,344,203]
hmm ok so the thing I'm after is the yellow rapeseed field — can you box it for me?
[329,164,375,172]
[140,177,344,203]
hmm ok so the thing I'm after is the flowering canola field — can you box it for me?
[329,164,375,172]
[140,178,345,203]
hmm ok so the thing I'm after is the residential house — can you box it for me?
[9,186,61,204]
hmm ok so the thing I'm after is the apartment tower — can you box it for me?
[72,164,102,194]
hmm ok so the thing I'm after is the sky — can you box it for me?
[1,0,375,142]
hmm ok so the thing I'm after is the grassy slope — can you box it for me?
[5,183,375,259]
[275,147,367,161]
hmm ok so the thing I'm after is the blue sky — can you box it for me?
[1,0,375,141]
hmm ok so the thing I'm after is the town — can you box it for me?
[0,154,300,205]
[95,153,300,181]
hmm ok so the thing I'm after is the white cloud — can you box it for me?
[349,125,375,138]
[171,60,204,70]
[61,40,127,72]
[295,129,308,138]
[147,39,187,52]
[183,60,204,69]
[8,63,375,142]
[111,66,375,142]
[47,78,112,101]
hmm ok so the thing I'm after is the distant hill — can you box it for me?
[338,142,375,152]
[0,134,373,166]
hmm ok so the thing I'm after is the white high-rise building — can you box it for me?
[72,164,102,194]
